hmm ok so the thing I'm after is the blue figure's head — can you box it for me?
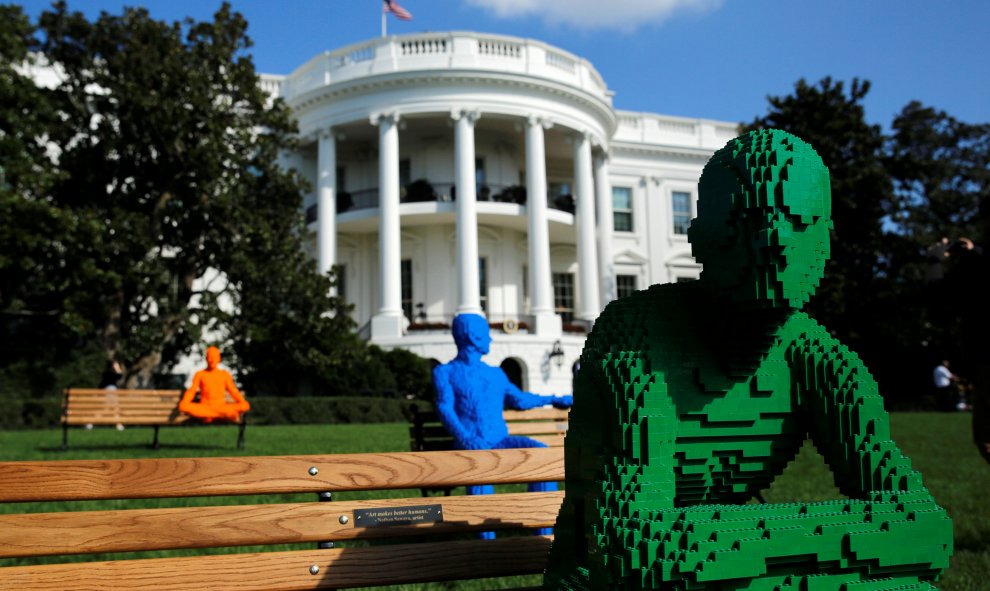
[452,314,492,357]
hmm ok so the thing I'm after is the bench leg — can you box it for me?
[61,424,69,451]
[237,420,246,450]
[151,426,161,450]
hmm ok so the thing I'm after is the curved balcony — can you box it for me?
[305,182,573,218]
[305,180,577,238]
[261,31,611,106]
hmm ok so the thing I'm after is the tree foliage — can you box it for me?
[887,101,990,246]
[746,77,989,404]
[0,3,361,392]
[885,102,990,372]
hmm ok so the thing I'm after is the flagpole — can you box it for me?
[381,8,386,37]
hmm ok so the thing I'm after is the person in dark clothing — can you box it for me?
[99,360,123,389]
[941,205,990,462]
[97,360,125,430]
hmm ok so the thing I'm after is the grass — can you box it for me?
[1,413,987,590]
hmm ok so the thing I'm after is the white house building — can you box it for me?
[260,31,739,395]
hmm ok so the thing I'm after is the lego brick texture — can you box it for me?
[543,129,952,591]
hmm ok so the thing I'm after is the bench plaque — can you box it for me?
[353,504,443,527]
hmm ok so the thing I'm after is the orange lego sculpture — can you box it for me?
[179,346,250,423]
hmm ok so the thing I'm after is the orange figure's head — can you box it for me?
[205,346,221,370]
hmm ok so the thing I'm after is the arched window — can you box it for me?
[499,358,525,390]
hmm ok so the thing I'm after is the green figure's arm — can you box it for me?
[547,310,952,591]
[545,295,681,590]
[788,317,953,577]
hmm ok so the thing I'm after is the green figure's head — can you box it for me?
[688,129,832,310]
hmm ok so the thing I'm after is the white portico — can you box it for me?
[262,31,738,394]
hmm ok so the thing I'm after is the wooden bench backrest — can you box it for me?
[0,448,564,590]
[62,388,187,425]
[411,406,570,451]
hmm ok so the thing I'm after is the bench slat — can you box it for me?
[503,408,569,421]
[508,421,569,435]
[65,415,188,427]
[526,434,566,447]
[66,406,183,421]
[66,389,181,396]
[66,395,179,401]
[0,448,564,502]
[65,412,183,418]
[0,536,552,591]
[66,401,181,408]
[414,423,566,439]
[0,491,563,557]
[410,407,570,453]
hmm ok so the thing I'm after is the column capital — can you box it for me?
[571,128,593,142]
[527,114,554,130]
[451,108,481,124]
[318,127,346,142]
[370,111,400,126]
[594,149,611,165]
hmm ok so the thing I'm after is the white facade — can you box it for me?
[262,32,738,395]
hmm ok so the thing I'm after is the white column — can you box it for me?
[594,151,615,306]
[371,112,403,339]
[453,109,483,316]
[317,130,337,287]
[573,132,600,323]
[525,116,561,336]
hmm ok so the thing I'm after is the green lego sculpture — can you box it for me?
[544,129,952,591]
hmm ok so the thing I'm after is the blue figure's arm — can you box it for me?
[432,363,483,450]
[503,378,572,411]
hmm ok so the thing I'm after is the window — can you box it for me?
[549,182,574,212]
[475,157,486,187]
[616,274,637,299]
[612,187,633,232]
[478,257,488,314]
[553,272,575,322]
[399,158,411,188]
[334,264,347,300]
[672,191,692,235]
[401,259,413,321]
[476,158,491,201]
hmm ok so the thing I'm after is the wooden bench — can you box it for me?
[61,388,247,450]
[409,404,570,452]
[0,447,564,590]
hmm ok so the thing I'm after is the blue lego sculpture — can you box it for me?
[433,313,572,536]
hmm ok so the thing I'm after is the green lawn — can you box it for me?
[1,413,986,590]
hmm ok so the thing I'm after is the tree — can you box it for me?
[886,102,990,370]
[1,2,349,389]
[887,101,990,246]
[744,78,897,361]
[0,4,108,395]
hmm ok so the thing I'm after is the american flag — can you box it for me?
[383,0,412,21]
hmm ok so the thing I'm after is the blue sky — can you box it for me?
[20,1,990,129]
